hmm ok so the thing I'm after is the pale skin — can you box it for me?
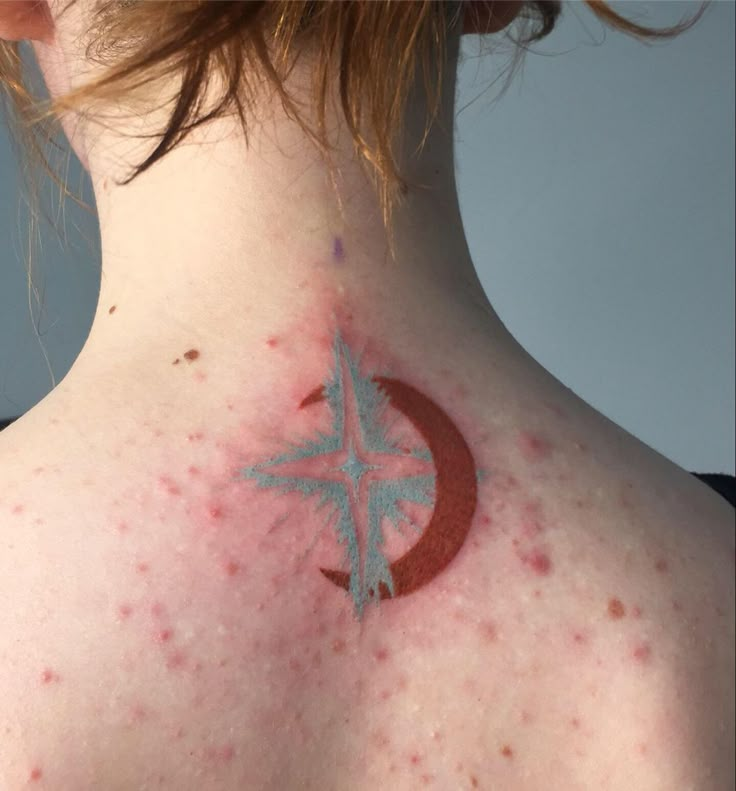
[0,1,734,789]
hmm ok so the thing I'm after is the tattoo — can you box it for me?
[241,331,477,618]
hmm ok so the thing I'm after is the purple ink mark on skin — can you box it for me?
[332,236,345,262]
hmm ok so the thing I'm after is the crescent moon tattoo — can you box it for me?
[241,331,478,618]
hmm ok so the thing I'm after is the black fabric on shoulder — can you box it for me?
[692,473,736,508]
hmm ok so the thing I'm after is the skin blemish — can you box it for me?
[166,651,187,670]
[266,337,279,349]
[222,560,240,577]
[470,776,479,788]
[29,767,43,782]
[517,431,553,462]
[116,521,129,533]
[332,236,345,262]
[172,358,180,365]
[409,753,422,765]
[11,504,24,515]
[632,642,652,664]
[208,504,225,520]
[187,432,204,442]
[158,476,180,496]
[151,602,166,618]
[118,603,134,620]
[136,562,149,574]
[155,628,173,644]
[183,349,200,362]
[479,620,498,643]
[521,549,552,576]
[108,305,116,314]
[571,717,581,729]
[654,558,669,573]
[501,745,514,759]
[332,639,347,654]
[41,668,60,685]
[608,598,626,619]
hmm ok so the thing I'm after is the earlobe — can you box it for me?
[0,1,54,44]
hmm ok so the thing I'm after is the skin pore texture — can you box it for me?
[0,2,734,789]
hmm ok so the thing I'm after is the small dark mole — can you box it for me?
[183,349,200,362]
[501,745,514,758]
[608,598,626,619]
[172,358,180,365]
[108,305,117,314]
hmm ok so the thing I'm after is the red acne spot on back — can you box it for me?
[654,558,669,573]
[522,549,552,576]
[266,337,279,349]
[183,349,200,362]
[470,776,479,788]
[151,602,166,618]
[156,628,173,644]
[41,668,59,684]
[166,651,187,670]
[608,598,626,619]
[208,504,225,520]
[187,465,200,476]
[187,432,204,443]
[571,717,581,729]
[158,476,180,496]
[632,605,643,618]
[11,504,24,515]
[118,603,133,620]
[374,647,389,662]
[29,767,43,782]
[501,744,514,758]
[572,631,588,645]
[223,560,240,577]
[136,561,149,574]
[632,642,652,664]
[332,639,346,654]
[409,753,422,765]
[518,431,553,462]
[479,620,498,643]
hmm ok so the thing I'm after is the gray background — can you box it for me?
[1,1,734,474]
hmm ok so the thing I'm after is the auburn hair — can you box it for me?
[0,0,709,226]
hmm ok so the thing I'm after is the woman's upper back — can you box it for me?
[0,329,732,791]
